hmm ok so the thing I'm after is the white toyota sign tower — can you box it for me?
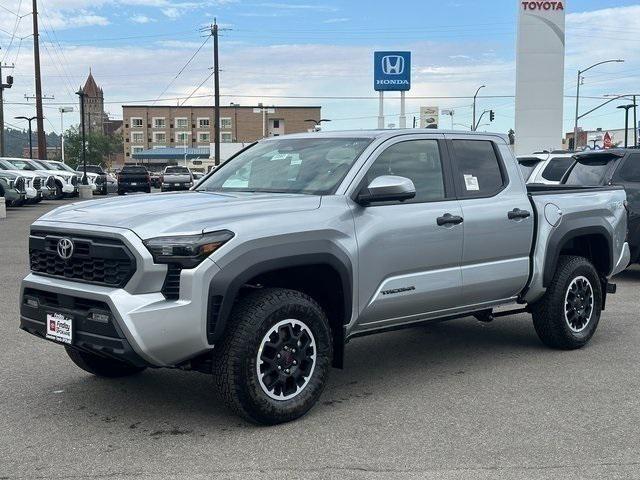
[515,1,566,155]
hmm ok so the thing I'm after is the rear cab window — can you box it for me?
[122,166,148,174]
[451,140,505,198]
[517,157,542,181]
[165,167,190,174]
[564,154,618,186]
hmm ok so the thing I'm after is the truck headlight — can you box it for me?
[143,230,234,268]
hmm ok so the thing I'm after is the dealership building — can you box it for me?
[121,104,321,163]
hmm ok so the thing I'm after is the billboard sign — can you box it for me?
[420,107,439,129]
[374,51,411,91]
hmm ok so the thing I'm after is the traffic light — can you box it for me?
[489,110,495,122]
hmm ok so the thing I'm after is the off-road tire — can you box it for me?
[212,288,333,425]
[531,255,602,350]
[65,347,146,378]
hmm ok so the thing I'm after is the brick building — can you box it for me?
[121,104,321,162]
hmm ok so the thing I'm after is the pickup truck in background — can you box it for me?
[562,148,640,264]
[0,158,55,204]
[161,166,193,192]
[117,165,151,195]
[0,171,26,206]
[2,158,77,199]
[20,130,629,425]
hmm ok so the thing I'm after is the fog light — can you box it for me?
[90,311,110,323]
[24,296,39,308]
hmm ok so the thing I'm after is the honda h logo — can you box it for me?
[57,238,74,260]
[382,55,405,75]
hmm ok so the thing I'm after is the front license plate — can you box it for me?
[174,183,179,187]
[46,312,73,345]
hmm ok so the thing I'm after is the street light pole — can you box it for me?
[76,88,88,185]
[15,116,38,159]
[617,104,637,148]
[472,85,485,132]
[573,59,624,150]
[59,107,73,163]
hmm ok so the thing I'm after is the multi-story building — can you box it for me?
[121,104,321,161]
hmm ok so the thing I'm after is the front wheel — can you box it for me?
[213,288,333,424]
[531,255,602,350]
[65,347,146,377]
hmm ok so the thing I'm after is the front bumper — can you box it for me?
[61,183,75,194]
[161,182,192,191]
[25,187,38,200]
[20,222,220,367]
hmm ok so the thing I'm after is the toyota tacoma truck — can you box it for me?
[20,130,629,424]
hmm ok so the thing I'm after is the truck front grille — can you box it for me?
[33,177,42,190]
[29,231,136,288]
[15,176,25,193]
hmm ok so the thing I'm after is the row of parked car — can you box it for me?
[117,165,204,195]
[518,147,640,264]
[0,157,118,207]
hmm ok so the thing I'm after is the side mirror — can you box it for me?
[357,175,416,205]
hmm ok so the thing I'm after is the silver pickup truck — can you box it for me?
[161,165,193,192]
[20,130,629,424]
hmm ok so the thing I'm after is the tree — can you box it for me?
[63,125,122,169]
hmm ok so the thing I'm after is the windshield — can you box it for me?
[197,138,371,195]
[48,162,75,172]
[5,159,37,171]
[122,166,148,173]
[80,166,104,174]
[564,157,615,186]
[165,166,190,174]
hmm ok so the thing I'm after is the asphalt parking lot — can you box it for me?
[1,198,640,479]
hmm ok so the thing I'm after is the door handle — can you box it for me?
[437,213,464,226]
[508,208,531,220]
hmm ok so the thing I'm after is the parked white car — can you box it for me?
[517,153,575,184]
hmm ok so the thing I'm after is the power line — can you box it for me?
[179,71,214,107]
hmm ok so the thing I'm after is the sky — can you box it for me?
[0,0,639,137]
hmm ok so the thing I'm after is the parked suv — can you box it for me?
[562,148,640,263]
[517,153,574,184]
[20,131,629,424]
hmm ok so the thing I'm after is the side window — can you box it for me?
[451,140,504,197]
[541,157,574,181]
[617,154,640,182]
[365,140,445,203]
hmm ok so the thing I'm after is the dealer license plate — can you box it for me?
[46,312,73,345]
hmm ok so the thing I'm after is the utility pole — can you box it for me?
[211,19,220,166]
[32,0,46,160]
[0,62,14,157]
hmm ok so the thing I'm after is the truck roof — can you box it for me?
[273,129,511,144]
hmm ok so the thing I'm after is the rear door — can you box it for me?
[446,136,533,306]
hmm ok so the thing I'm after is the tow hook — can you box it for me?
[473,309,495,323]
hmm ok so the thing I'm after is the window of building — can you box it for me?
[451,140,504,198]
[198,117,210,128]
[364,140,445,204]
[131,132,144,144]
[198,131,211,143]
[273,119,280,129]
[221,132,233,143]
[175,117,189,129]
[220,117,232,130]
[131,117,143,128]
[153,132,167,144]
[131,146,144,155]
[176,132,190,144]
[153,117,166,129]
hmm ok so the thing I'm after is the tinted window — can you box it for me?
[541,157,574,181]
[452,140,504,197]
[364,140,445,203]
[5,159,35,171]
[198,138,371,195]
[617,154,640,182]
[122,166,148,173]
[517,157,541,181]
[83,166,104,174]
[565,158,614,185]
[166,167,190,174]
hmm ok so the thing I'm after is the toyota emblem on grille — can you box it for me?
[56,238,74,260]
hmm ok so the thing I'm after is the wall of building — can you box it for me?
[121,105,321,162]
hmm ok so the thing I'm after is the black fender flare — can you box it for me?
[543,218,613,287]
[207,243,353,364]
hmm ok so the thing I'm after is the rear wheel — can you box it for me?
[65,347,146,378]
[531,255,602,349]
[213,288,332,424]
[53,183,64,200]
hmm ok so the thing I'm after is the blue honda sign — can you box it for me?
[374,51,411,91]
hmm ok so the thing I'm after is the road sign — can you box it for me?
[374,51,411,91]
[420,107,439,128]
[604,131,612,149]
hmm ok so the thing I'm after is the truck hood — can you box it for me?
[37,191,322,239]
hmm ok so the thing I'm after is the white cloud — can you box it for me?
[323,17,350,24]
[131,15,156,24]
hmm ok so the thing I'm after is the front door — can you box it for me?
[351,136,464,332]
